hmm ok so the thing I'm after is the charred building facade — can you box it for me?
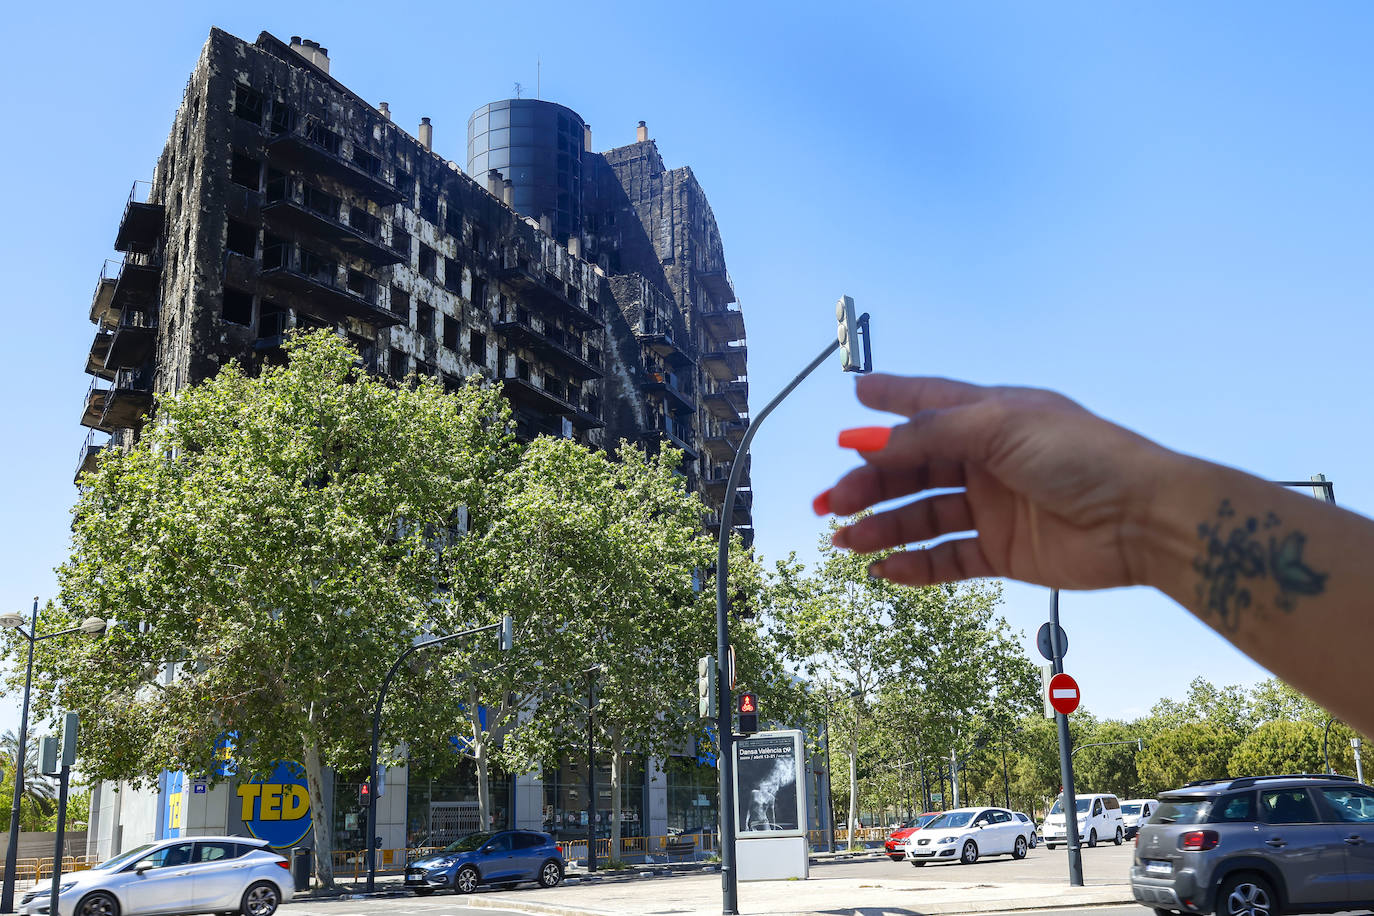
[77,28,751,543]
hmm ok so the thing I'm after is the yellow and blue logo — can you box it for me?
[237,760,313,849]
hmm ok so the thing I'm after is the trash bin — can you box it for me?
[291,846,312,892]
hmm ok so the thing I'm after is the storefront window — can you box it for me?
[405,758,510,848]
[541,754,644,841]
[666,757,718,835]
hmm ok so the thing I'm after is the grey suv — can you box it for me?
[1131,773,1374,916]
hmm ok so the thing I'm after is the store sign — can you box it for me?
[237,760,313,848]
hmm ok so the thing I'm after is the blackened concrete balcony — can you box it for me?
[499,258,600,331]
[500,375,603,429]
[85,328,116,381]
[114,181,165,255]
[700,304,745,344]
[91,259,161,327]
[259,242,401,329]
[642,368,695,415]
[88,260,120,328]
[702,379,748,421]
[697,268,735,305]
[263,176,403,266]
[723,418,748,445]
[266,120,402,205]
[644,414,698,461]
[80,381,109,432]
[75,431,105,484]
[105,309,157,371]
[81,368,154,433]
[703,431,735,462]
[495,317,603,381]
[635,325,693,368]
[702,344,748,381]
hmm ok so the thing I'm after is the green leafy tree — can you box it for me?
[0,730,57,828]
[13,332,518,885]
[1229,720,1327,776]
[1136,722,1240,793]
[1074,720,1141,799]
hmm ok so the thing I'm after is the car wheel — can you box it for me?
[1217,873,1278,916]
[240,881,280,916]
[1087,828,1098,848]
[960,840,979,865]
[1114,826,1124,846]
[455,865,480,894]
[538,858,563,888]
[75,892,120,916]
[1012,836,1028,860]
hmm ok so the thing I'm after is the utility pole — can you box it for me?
[1049,589,1084,886]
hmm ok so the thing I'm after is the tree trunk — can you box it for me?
[302,732,334,887]
[610,742,624,864]
[470,688,492,830]
[848,745,859,848]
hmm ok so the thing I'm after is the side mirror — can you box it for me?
[135,865,150,875]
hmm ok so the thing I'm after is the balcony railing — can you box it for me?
[260,241,401,329]
[82,368,154,432]
[88,260,121,328]
[700,303,745,344]
[114,181,164,255]
[646,413,697,459]
[105,308,157,371]
[702,344,747,381]
[642,366,695,414]
[263,175,403,266]
[495,315,603,381]
[635,322,693,367]
[75,431,105,484]
[84,328,116,381]
[697,267,735,305]
[266,118,402,205]
[500,373,603,429]
[498,257,601,331]
[701,378,748,420]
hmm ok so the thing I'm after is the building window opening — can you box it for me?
[301,248,335,285]
[418,244,436,278]
[417,304,434,337]
[222,287,253,326]
[392,226,411,260]
[347,268,376,301]
[390,285,410,319]
[258,301,289,341]
[352,146,382,178]
[389,348,408,382]
[233,85,264,125]
[442,315,459,351]
[262,233,287,270]
[471,276,486,308]
[469,331,486,367]
[230,153,261,190]
[304,118,341,155]
[226,219,257,258]
[444,257,462,294]
[349,206,380,239]
[269,100,297,135]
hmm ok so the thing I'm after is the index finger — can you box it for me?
[856,374,991,418]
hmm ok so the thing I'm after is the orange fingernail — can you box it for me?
[812,488,833,516]
[838,426,892,451]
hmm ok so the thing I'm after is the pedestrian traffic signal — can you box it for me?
[836,295,861,372]
[698,655,717,720]
[359,782,371,807]
[738,692,759,734]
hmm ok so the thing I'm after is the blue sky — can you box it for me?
[3,1,1373,734]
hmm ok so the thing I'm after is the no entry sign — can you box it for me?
[1048,672,1081,715]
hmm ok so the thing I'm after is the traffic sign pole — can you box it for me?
[1049,589,1084,887]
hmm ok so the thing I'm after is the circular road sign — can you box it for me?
[1036,622,1068,661]
[1048,672,1081,716]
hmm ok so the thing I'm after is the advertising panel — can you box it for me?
[734,730,806,838]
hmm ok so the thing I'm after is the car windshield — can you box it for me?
[1121,804,1142,815]
[98,844,157,871]
[442,832,492,853]
[1153,797,1211,825]
[915,814,938,827]
[1049,798,1092,815]
[926,812,974,829]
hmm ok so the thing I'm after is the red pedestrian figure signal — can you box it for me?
[737,693,759,734]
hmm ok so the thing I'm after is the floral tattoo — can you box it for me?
[1193,499,1327,629]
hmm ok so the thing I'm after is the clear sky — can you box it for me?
[4,1,1373,735]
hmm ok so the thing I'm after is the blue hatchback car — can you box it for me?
[405,830,565,895]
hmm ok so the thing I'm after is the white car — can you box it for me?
[903,806,1032,866]
[1041,792,1125,849]
[18,836,293,916]
[1118,798,1158,839]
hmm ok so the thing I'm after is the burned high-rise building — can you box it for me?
[77,28,750,546]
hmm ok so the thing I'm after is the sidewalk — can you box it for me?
[456,867,1135,916]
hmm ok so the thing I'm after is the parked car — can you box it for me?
[1042,793,1125,848]
[1131,773,1374,916]
[1121,798,1159,839]
[1013,811,1041,848]
[885,813,939,861]
[17,836,292,916]
[904,807,1033,866]
[405,829,564,895]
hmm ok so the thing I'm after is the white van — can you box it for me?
[1119,798,1158,838]
[1040,793,1125,848]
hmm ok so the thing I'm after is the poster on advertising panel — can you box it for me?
[734,730,806,838]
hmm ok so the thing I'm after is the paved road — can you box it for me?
[285,899,530,916]
[817,841,1135,885]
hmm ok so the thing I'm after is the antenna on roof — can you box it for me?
[514,81,523,99]
[537,57,541,99]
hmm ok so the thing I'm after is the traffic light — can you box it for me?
[697,655,716,720]
[359,782,371,807]
[836,295,861,372]
[737,692,759,734]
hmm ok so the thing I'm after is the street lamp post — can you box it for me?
[0,599,107,914]
[716,308,871,914]
[584,665,600,873]
[364,615,513,893]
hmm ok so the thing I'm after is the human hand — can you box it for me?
[819,374,1179,590]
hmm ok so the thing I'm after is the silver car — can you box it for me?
[1131,773,1374,916]
[18,836,293,916]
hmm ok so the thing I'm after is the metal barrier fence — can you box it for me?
[0,855,103,889]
